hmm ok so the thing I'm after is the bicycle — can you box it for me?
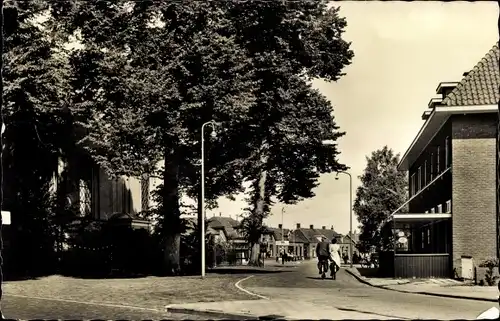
[330,261,339,280]
[319,258,329,279]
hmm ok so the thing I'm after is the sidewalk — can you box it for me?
[166,299,395,320]
[345,267,498,303]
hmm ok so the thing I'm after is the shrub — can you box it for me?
[478,257,499,286]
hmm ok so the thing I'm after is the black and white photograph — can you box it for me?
[0,0,499,319]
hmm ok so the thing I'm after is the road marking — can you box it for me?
[4,294,161,312]
[234,275,269,300]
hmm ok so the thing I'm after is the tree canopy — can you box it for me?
[353,146,408,253]
[3,0,354,274]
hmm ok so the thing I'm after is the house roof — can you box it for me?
[266,227,290,241]
[108,212,149,223]
[398,43,499,171]
[182,216,220,236]
[207,216,241,239]
[442,43,499,106]
[292,228,340,244]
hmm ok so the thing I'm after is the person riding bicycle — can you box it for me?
[329,238,341,279]
[315,237,330,275]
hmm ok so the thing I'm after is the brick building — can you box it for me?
[385,43,499,278]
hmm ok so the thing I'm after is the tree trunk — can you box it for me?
[162,148,182,275]
[248,242,261,266]
[247,149,268,267]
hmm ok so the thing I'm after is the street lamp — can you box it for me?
[322,140,354,269]
[335,171,353,269]
[201,120,217,278]
[281,207,285,255]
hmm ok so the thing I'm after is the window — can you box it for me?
[421,231,425,249]
[430,207,435,213]
[430,153,434,180]
[424,160,427,186]
[437,204,443,213]
[445,137,450,168]
[417,167,422,191]
[410,174,415,196]
[427,229,431,245]
[436,146,441,174]
[446,200,451,213]
[122,181,130,213]
[141,175,150,211]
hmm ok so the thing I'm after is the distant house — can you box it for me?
[207,216,249,263]
[261,225,291,257]
[292,224,341,259]
[338,231,359,261]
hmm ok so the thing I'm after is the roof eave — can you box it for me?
[398,104,497,171]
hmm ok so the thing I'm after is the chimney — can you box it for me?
[435,82,459,99]
[296,223,301,229]
[278,224,283,229]
[310,225,314,229]
[322,226,326,230]
[219,213,221,217]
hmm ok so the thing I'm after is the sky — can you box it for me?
[205,1,499,234]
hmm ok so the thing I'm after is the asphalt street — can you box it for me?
[1,295,216,320]
[241,260,494,319]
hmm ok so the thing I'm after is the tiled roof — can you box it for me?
[292,228,340,244]
[208,216,241,239]
[267,227,290,241]
[442,43,499,106]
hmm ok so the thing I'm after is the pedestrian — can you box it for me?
[329,238,341,280]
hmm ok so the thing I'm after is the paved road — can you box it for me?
[241,260,493,319]
[2,295,218,320]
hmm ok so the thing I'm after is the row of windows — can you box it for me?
[409,136,451,197]
[424,199,451,214]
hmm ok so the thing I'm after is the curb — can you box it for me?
[166,306,257,320]
[345,269,497,303]
[166,306,285,320]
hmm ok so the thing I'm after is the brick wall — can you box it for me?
[451,114,497,276]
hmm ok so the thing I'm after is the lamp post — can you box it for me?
[321,140,354,268]
[335,171,353,269]
[281,207,285,255]
[201,120,216,278]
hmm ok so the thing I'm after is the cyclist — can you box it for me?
[329,237,341,280]
[315,237,330,275]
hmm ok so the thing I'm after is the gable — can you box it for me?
[442,43,499,107]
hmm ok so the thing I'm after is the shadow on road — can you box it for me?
[305,276,335,280]
[209,268,293,275]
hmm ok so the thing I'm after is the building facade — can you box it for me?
[392,43,499,278]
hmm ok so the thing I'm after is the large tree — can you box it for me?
[2,0,76,281]
[50,0,257,274]
[353,146,408,253]
[228,1,354,265]
[49,0,354,272]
